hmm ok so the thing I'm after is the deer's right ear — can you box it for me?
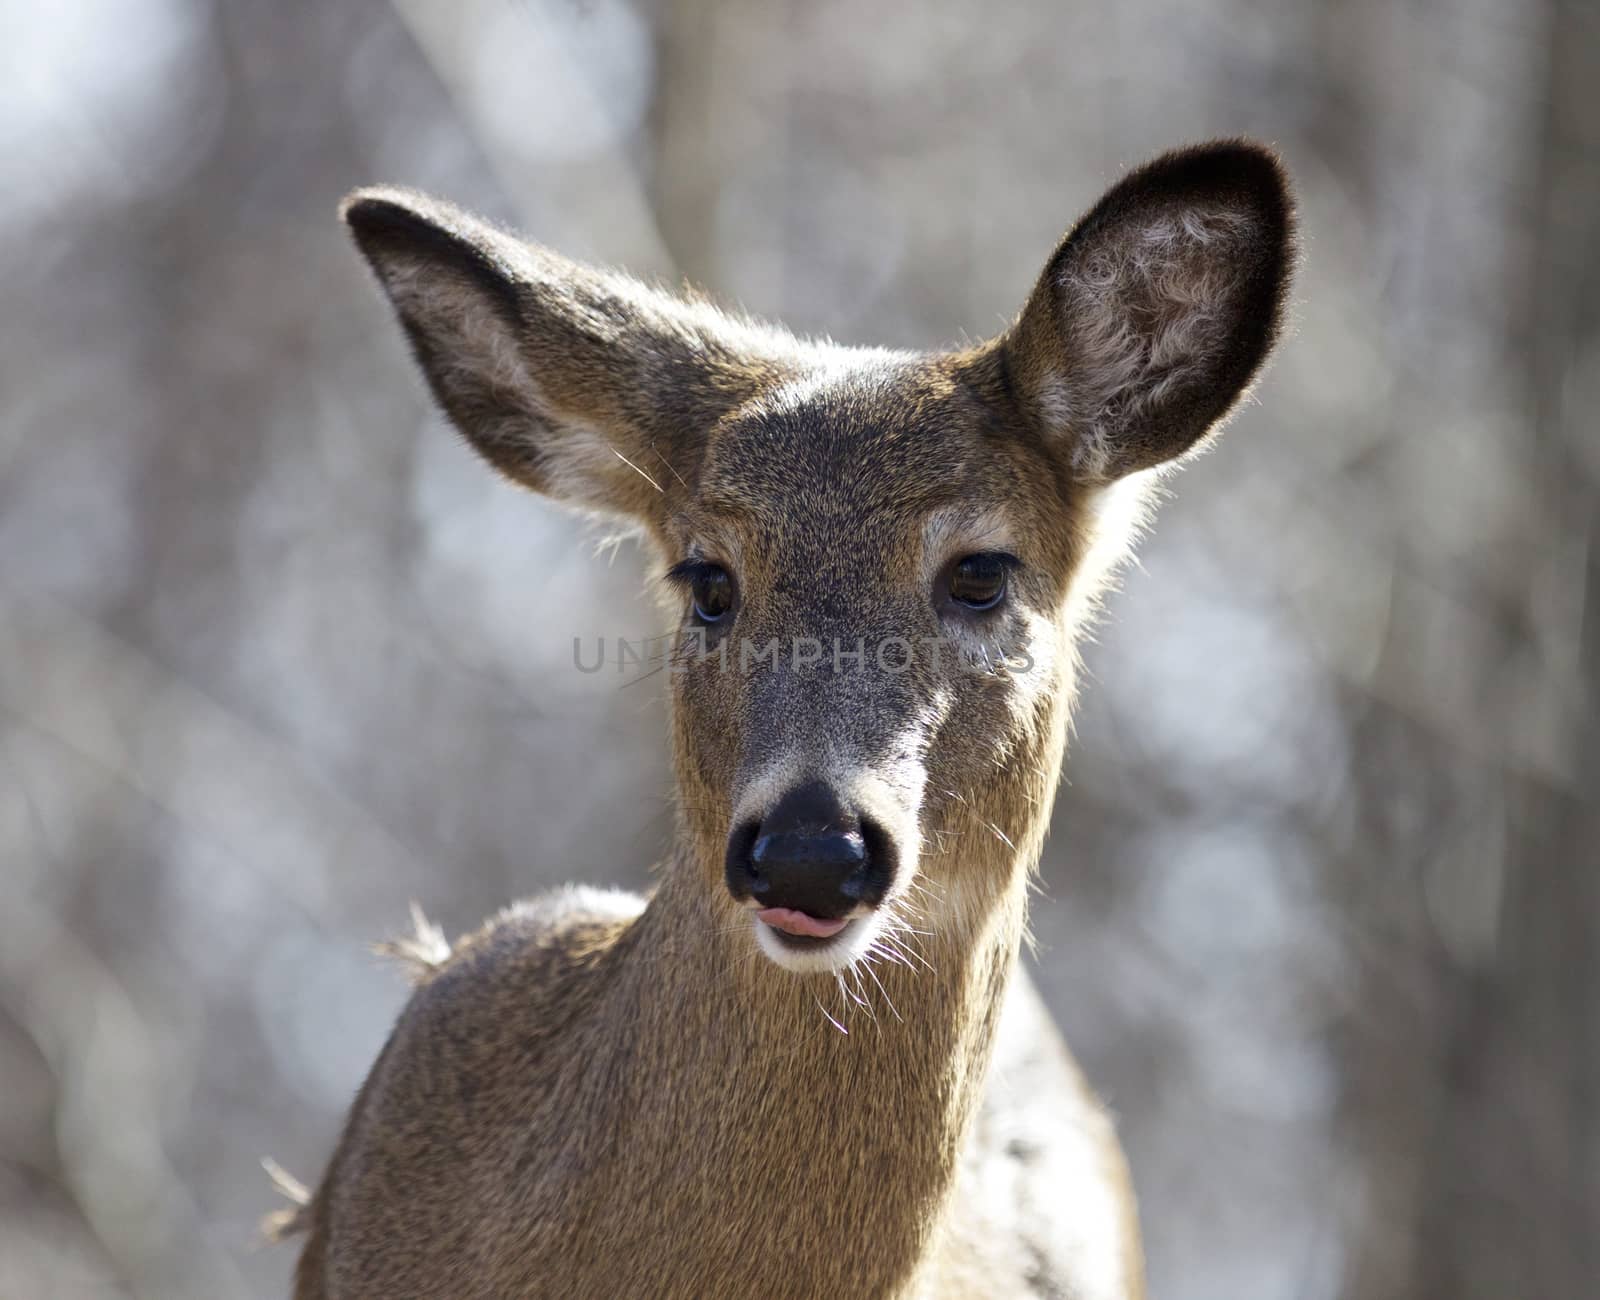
[1004,141,1296,482]
[341,188,783,526]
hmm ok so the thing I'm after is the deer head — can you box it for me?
[342,141,1294,979]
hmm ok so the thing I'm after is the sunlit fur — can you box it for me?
[283,140,1295,1300]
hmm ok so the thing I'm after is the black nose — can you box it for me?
[725,780,892,918]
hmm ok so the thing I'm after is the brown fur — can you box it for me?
[284,140,1295,1298]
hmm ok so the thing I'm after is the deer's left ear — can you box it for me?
[1005,140,1296,481]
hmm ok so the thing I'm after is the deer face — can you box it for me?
[671,358,1086,972]
[344,141,1294,975]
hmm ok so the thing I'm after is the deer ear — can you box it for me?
[341,188,786,524]
[1005,141,1295,481]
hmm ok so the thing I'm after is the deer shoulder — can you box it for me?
[294,889,644,1300]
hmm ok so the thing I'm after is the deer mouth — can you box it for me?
[755,907,851,940]
[749,905,876,972]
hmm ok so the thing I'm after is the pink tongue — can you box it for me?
[756,907,850,939]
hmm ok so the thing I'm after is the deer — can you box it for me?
[274,140,1295,1299]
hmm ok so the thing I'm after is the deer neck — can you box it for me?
[583,781,1051,1293]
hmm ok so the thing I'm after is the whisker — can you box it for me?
[814,992,848,1035]
[648,439,690,490]
[983,820,1016,850]
[838,970,871,1018]
[875,930,935,975]
[608,444,663,493]
[865,939,915,972]
[859,957,902,1022]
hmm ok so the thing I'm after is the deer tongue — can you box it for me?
[755,908,850,939]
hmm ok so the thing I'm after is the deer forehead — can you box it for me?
[678,358,1056,580]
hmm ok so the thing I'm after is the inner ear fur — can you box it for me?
[1005,140,1296,481]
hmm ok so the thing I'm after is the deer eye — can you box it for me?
[692,568,734,622]
[947,553,1012,612]
[669,561,735,623]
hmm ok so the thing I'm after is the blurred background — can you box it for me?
[2,0,1596,1296]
